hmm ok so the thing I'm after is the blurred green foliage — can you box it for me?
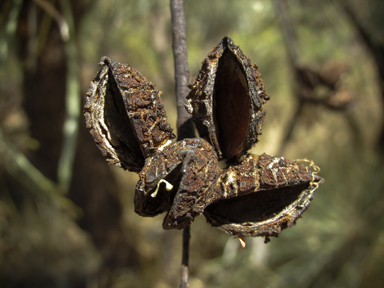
[1,0,384,287]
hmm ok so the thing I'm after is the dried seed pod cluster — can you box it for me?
[84,37,323,240]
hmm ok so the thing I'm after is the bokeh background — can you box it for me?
[1,0,384,287]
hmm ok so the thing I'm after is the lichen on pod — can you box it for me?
[185,36,269,163]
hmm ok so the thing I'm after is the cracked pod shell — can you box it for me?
[84,57,175,172]
[203,154,323,238]
[134,138,220,229]
[135,140,323,237]
[186,37,269,162]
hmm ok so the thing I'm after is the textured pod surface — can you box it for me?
[135,144,322,237]
[134,138,220,229]
[84,57,175,172]
[203,154,323,237]
[85,42,324,240]
[185,36,269,162]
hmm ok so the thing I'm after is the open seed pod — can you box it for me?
[134,138,220,229]
[84,57,175,172]
[203,154,323,238]
[135,140,323,237]
[186,37,269,162]
[85,41,324,241]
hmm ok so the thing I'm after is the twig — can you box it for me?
[0,0,23,67]
[170,0,193,287]
[57,0,81,191]
[170,0,194,140]
[0,128,78,211]
[180,225,191,288]
[274,0,299,68]
[275,1,361,154]
[344,5,384,154]
[0,128,58,195]
[274,0,303,154]
[33,0,69,41]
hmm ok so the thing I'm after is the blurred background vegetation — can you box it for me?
[1,0,384,287]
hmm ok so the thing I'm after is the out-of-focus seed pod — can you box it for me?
[84,57,175,172]
[185,37,269,163]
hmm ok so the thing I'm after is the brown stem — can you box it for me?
[180,225,190,288]
[344,5,384,154]
[170,0,194,140]
[170,0,193,287]
[274,0,299,68]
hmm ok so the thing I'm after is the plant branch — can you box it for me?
[57,0,81,191]
[170,0,193,287]
[180,225,191,288]
[170,0,194,140]
[33,0,69,41]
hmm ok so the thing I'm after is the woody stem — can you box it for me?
[170,0,194,287]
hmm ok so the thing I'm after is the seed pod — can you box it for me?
[136,142,323,237]
[203,154,323,237]
[85,41,324,241]
[84,57,175,172]
[134,138,220,230]
[185,37,269,162]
